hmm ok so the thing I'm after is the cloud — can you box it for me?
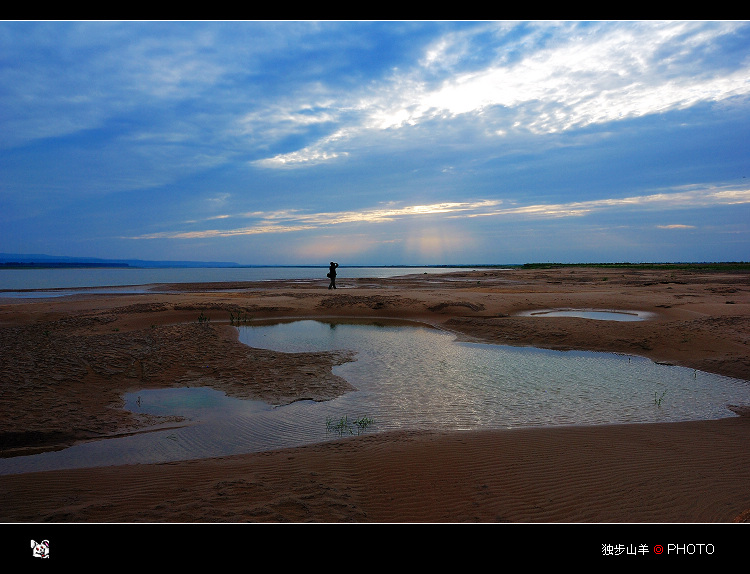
[4,22,748,173]
[657,224,696,229]
[402,21,749,131]
[469,186,750,219]
[130,199,502,239]
[252,21,750,167]
[129,186,750,240]
[2,21,749,264]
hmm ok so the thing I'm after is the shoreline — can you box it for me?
[1,266,749,522]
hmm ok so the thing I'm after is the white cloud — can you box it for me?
[377,21,749,130]
[130,186,750,240]
[253,21,750,168]
[471,186,750,219]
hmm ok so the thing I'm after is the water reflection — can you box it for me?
[516,308,653,321]
[124,387,271,421]
[238,319,748,431]
[2,318,748,475]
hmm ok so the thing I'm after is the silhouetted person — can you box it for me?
[327,261,339,289]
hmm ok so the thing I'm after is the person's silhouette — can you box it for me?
[327,261,339,289]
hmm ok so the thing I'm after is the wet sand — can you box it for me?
[1,265,749,523]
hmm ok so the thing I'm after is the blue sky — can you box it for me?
[2,20,750,265]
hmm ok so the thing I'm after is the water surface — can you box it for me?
[517,308,653,321]
[2,319,748,475]
[237,319,746,429]
[0,266,478,293]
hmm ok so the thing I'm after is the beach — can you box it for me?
[1,265,749,523]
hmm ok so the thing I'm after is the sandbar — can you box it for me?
[1,265,749,523]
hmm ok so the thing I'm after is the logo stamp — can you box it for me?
[31,539,50,558]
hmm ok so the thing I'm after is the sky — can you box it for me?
[2,20,750,266]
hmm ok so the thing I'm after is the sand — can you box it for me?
[1,265,749,524]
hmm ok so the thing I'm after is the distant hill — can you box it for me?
[0,253,242,269]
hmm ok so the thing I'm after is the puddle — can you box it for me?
[2,318,748,475]
[236,319,748,431]
[124,387,271,420]
[517,308,653,321]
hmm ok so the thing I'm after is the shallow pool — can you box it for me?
[2,318,748,475]
[516,308,653,321]
[236,319,747,430]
